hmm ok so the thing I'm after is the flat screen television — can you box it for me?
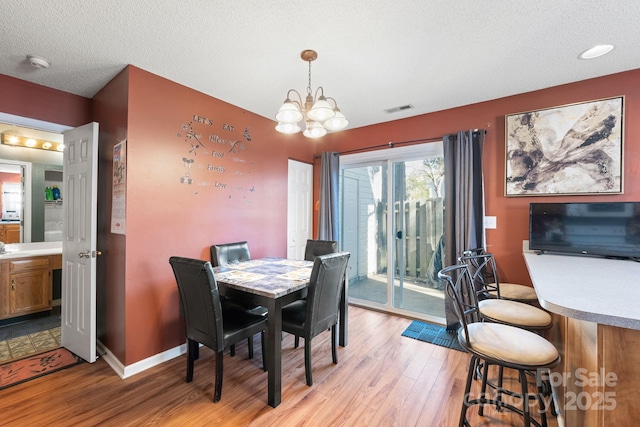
[529,202,640,259]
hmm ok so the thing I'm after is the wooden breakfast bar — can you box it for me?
[523,248,640,427]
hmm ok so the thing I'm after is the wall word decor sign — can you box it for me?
[176,114,255,201]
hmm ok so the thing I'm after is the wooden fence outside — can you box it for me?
[375,198,444,281]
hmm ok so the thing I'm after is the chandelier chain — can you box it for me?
[307,60,313,96]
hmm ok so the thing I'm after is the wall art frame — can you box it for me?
[505,96,624,196]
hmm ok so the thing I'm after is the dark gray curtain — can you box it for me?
[318,152,340,241]
[443,130,485,329]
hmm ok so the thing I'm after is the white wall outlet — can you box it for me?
[484,216,497,229]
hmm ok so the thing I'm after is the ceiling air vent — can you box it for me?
[384,104,414,114]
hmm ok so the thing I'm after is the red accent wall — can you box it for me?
[120,66,313,364]
[317,69,640,287]
[0,74,91,126]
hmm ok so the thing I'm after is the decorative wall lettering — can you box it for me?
[176,114,256,201]
[193,115,214,126]
[209,134,226,145]
[207,165,225,173]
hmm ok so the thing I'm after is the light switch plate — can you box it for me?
[484,216,497,229]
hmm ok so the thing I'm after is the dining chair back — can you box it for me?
[281,251,350,386]
[169,256,267,402]
[210,241,251,267]
[210,241,267,321]
[304,239,338,261]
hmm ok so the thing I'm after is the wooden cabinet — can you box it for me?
[0,223,21,243]
[5,224,20,243]
[0,256,52,320]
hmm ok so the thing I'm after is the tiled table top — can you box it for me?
[213,257,313,298]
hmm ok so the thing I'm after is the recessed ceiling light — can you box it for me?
[578,44,614,60]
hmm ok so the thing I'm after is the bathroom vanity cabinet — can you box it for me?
[0,223,21,244]
[0,244,62,320]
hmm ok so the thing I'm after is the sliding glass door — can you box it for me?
[340,143,445,321]
[341,162,388,305]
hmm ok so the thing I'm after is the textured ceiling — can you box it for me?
[1,1,639,130]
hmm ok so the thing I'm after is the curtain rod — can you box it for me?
[315,129,487,158]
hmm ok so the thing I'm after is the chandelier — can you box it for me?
[275,50,348,138]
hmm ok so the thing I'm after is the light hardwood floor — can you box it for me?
[0,306,559,426]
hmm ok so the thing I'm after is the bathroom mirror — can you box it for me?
[0,123,63,243]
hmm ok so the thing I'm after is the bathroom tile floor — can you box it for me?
[0,309,61,363]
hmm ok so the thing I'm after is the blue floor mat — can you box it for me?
[401,320,465,352]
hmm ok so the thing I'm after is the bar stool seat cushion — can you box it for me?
[487,282,538,301]
[460,322,559,367]
[479,299,552,328]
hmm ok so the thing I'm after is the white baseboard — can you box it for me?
[97,340,186,379]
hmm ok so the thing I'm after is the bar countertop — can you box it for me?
[523,246,640,330]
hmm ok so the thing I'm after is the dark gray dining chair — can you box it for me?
[210,241,252,267]
[169,256,267,403]
[281,252,350,386]
[210,240,268,322]
[304,239,338,261]
[292,239,339,348]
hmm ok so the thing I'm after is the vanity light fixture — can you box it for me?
[275,50,348,138]
[1,133,64,152]
[578,44,614,60]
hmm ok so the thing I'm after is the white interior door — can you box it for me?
[287,160,313,259]
[61,122,98,363]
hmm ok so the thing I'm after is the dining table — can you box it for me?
[212,257,348,408]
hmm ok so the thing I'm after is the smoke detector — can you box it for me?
[27,55,50,69]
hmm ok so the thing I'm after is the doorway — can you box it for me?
[0,115,69,352]
[339,143,446,322]
[287,159,313,260]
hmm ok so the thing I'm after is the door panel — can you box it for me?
[341,164,388,305]
[61,122,98,363]
[287,160,312,260]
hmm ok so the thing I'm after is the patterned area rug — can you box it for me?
[0,347,82,390]
[401,320,465,352]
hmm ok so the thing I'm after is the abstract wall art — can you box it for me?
[505,96,624,196]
